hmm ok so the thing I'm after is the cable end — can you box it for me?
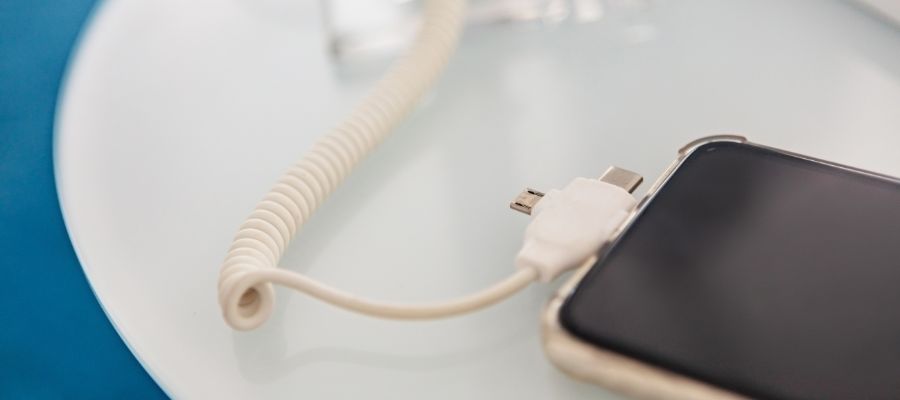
[510,188,545,215]
[513,169,641,282]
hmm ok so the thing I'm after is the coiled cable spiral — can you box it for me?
[218,0,539,331]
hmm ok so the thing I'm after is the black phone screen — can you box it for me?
[560,141,900,400]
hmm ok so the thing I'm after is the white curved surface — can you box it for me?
[56,0,900,398]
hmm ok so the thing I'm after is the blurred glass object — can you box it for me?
[852,0,900,28]
[323,0,657,60]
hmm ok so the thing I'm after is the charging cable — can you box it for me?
[217,0,642,331]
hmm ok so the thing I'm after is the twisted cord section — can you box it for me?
[219,0,468,330]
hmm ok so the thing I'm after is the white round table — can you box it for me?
[56,0,900,398]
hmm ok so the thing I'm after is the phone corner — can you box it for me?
[678,135,748,156]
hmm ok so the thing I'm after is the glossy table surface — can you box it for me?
[56,0,900,398]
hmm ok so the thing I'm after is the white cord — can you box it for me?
[218,0,641,331]
[229,267,539,321]
[218,0,528,331]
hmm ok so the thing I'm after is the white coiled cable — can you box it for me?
[218,0,540,331]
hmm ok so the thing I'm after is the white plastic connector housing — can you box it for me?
[515,177,638,282]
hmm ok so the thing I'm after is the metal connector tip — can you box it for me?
[600,166,643,193]
[510,188,545,215]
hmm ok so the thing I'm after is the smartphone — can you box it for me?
[542,136,900,400]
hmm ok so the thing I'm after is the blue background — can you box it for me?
[0,1,166,398]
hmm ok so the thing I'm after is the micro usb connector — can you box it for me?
[510,166,642,282]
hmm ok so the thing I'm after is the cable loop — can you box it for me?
[218,0,535,331]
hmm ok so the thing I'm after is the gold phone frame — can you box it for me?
[541,134,900,399]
